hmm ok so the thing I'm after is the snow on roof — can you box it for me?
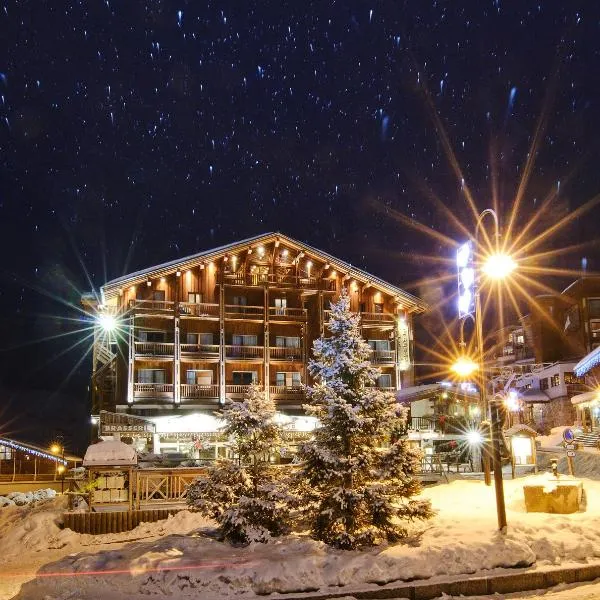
[395,383,479,402]
[98,232,426,311]
[505,424,537,437]
[575,346,600,377]
[520,388,551,403]
[571,390,598,406]
[83,441,137,467]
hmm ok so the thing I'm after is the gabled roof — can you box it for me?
[100,232,427,312]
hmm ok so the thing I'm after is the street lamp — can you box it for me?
[50,439,66,494]
[451,356,478,378]
[455,208,516,533]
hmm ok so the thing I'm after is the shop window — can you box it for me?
[564,372,585,385]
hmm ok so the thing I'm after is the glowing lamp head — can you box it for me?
[50,444,61,455]
[505,390,519,412]
[57,464,66,475]
[97,314,117,332]
[451,356,478,378]
[466,430,483,445]
[457,290,473,316]
[482,253,516,279]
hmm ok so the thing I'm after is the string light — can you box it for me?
[0,438,67,465]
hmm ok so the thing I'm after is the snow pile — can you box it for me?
[0,488,57,508]
[15,475,600,599]
[537,451,600,478]
[537,426,581,449]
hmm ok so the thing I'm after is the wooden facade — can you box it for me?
[83,233,426,446]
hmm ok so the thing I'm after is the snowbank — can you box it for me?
[0,488,56,508]
[10,474,600,599]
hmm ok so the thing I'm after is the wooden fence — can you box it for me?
[63,508,183,534]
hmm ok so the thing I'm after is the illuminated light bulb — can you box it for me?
[482,253,516,279]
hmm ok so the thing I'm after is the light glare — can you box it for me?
[451,356,478,378]
[97,314,117,332]
[482,253,516,279]
[466,430,483,445]
[456,242,472,268]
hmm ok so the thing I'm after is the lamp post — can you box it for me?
[50,439,66,494]
[455,208,515,532]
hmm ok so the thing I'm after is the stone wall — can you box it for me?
[531,396,575,434]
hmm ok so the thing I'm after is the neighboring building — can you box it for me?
[83,233,426,456]
[571,346,600,432]
[489,318,534,366]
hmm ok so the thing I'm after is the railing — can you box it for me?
[269,346,303,360]
[360,312,396,323]
[226,384,261,395]
[409,416,435,431]
[180,384,219,399]
[133,383,174,399]
[134,342,174,356]
[221,273,336,291]
[225,345,264,359]
[224,305,264,319]
[370,350,395,363]
[324,310,396,323]
[375,387,396,393]
[268,307,307,320]
[129,300,175,313]
[269,386,304,397]
[180,343,220,356]
[178,302,219,317]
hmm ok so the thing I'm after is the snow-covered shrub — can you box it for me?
[187,384,292,544]
[295,290,433,550]
[0,496,15,507]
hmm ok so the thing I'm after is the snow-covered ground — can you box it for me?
[4,471,600,600]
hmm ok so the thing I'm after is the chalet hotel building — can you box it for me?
[83,233,426,456]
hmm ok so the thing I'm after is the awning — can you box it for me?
[520,389,551,403]
[571,391,599,406]
[575,346,600,377]
[505,424,537,437]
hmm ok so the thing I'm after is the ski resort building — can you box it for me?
[83,233,426,457]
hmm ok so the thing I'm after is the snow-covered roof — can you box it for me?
[83,441,137,467]
[570,390,598,406]
[395,383,479,402]
[575,346,600,377]
[505,424,537,437]
[98,232,427,312]
[519,389,551,403]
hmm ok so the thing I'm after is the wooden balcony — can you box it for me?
[224,305,264,319]
[180,384,219,399]
[269,385,304,398]
[370,349,395,364]
[225,345,264,359]
[408,416,435,432]
[133,383,174,399]
[178,302,219,318]
[180,343,220,357]
[129,300,175,314]
[221,273,336,291]
[268,307,307,321]
[225,384,262,396]
[269,346,303,361]
[134,342,175,357]
[360,312,396,324]
[323,310,396,325]
[376,387,397,393]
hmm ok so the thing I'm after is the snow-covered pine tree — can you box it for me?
[296,289,433,549]
[187,383,291,544]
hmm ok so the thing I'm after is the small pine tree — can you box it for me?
[296,290,433,549]
[187,384,291,544]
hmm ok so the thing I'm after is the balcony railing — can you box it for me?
[221,273,336,291]
[180,343,220,356]
[179,302,219,318]
[180,384,219,399]
[226,384,261,395]
[134,342,175,356]
[375,387,396,393]
[268,307,307,320]
[360,312,396,323]
[129,300,175,313]
[133,383,174,398]
[224,305,264,319]
[409,416,435,431]
[370,350,395,363]
[324,310,396,324]
[225,345,264,359]
[269,346,303,360]
[269,386,304,397]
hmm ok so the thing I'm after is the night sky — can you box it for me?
[1,1,600,449]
